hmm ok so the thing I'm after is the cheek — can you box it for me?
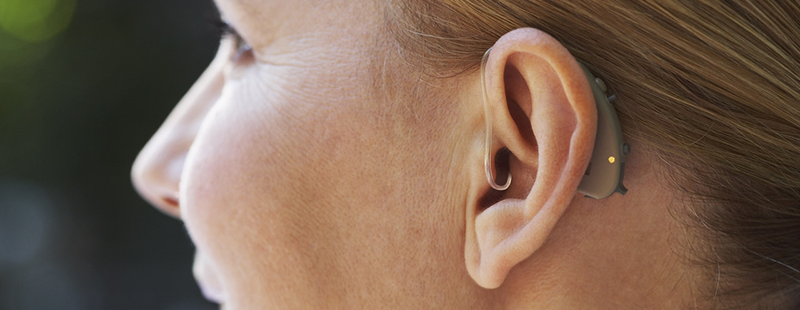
[178,73,367,302]
[175,52,462,306]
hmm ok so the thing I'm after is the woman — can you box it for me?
[132,0,800,308]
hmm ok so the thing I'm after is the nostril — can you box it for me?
[163,196,179,208]
[131,148,184,219]
[161,188,181,207]
[154,190,182,218]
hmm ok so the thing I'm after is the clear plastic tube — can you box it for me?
[481,48,512,191]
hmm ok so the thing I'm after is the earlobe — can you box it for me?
[464,28,599,289]
[471,198,539,288]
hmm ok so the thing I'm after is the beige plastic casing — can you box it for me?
[576,63,629,199]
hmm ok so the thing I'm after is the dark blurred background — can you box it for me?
[0,0,221,309]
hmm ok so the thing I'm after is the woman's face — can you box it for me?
[132,0,480,308]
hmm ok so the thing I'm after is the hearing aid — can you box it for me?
[482,48,629,199]
[575,62,629,199]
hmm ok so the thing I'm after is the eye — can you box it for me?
[229,35,253,62]
[212,18,253,62]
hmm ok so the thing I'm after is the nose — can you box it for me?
[131,46,228,218]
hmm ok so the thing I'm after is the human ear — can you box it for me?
[464,28,598,289]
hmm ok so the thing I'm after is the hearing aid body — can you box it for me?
[576,63,629,199]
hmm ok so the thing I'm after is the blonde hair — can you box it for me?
[386,0,800,308]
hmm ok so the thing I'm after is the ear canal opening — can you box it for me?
[479,148,512,211]
[494,148,512,186]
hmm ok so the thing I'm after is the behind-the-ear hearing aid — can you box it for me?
[481,48,629,199]
[575,63,629,199]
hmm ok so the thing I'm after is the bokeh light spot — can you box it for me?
[0,0,77,42]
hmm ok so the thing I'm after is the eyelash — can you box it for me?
[212,18,253,61]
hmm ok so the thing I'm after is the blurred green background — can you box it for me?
[0,0,220,309]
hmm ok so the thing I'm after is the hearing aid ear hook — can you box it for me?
[480,48,629,199]
[481,48,512,191]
